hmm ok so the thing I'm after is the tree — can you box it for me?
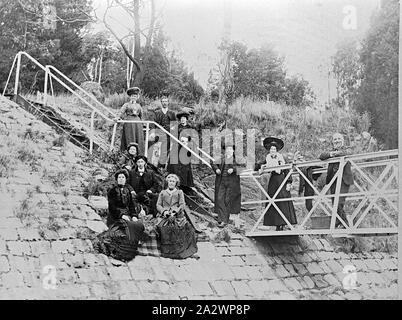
[332,38,362,109]
[355,0,399,149]
[209,41,315,107]
[0,0,92,91]
[96,0,157,88]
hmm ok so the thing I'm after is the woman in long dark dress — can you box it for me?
[117,87,145,154]
[212,141,242,228]
[260,137,297,231]
[166,135,194,193]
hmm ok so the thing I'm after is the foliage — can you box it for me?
[331,0,399,149]
[355,0,399,149]
[0,0,93,92]
[332,38,361,108]
[208,41,316,107]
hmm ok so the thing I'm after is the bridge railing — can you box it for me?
[2,51,212,168]
[240,149,398,237]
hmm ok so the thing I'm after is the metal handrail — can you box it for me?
[2,51,213,168]
[240,149,399,177]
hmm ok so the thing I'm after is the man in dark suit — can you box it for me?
[319,133,354,227]
[149,91,176,166]
[128,155,161,217]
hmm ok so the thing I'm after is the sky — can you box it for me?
[92,0,380,103]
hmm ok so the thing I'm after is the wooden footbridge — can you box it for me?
[240,149,398,238]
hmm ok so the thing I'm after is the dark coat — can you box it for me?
[298,166,322,196]
[319,147,354,186]
[117,152,137,171]
[107,184,138,227]
[127,168,161,195]
[166,148,194,188]
[178,123,195,136]
[152,108,176,132]
[212,156,242,215]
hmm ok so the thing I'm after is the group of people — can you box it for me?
[254,132,354,231]
[100,85,356,262]
[101,87,200,260]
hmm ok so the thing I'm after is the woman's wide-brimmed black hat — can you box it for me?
[176,110,190,119]
[263,137,284,151]
[114,169,129,181]
[126,87,141,96]
[127,142,139,152]
[134,155,148,163]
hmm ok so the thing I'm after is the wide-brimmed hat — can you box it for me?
[127,142,139,152]
[126,87,140,96]
[176,110,190,120]
[134,155,148,163]
[263,137,284,151]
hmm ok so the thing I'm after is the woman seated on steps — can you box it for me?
[155,174,198,259]
[92,169,146,262]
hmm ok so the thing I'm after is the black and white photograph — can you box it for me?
[0,0,400,303]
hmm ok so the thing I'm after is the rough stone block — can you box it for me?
[323,274,341,287]
[260,266,277,279]
[7,241,31,256]
[190,281,214,296]
[301,276,316,289]
[244,266,263,280]
[129,264,156,281]
[306,262,324,275]
[293,263,309,276]
[273,264,291,278]
[283,277,304,291]
[107,266,132,281]
[325,259,344,273]
[223,256,244,266]
[265,279,288,293]
[29,241,51,257]
[210,262,235,281]
[1,271,25,288]
[231,280,254,296]
[364,259,382,272]
[283,264,299,277]
[51,240,75,254]
[230,266,249,280]
[76,267,108,283]
[0,255,10,272]
[241,254,266,266]
[311,275,328,288]
[210,280,236,296]
[246,279,269,297]
[57,268,78,285]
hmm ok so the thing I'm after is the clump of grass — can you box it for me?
[46,213,62,232]
[212,228,231,243]
[61,188,70,197]
[14,196,37,227]
[0,154,14,177]
[104,92,128,110]
[52,134,67,147]
[83,176,114,198]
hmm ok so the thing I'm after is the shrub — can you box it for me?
[0,154,13,177]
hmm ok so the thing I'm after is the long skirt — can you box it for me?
[263,172,297,226]
[120,116,145,154]
[156,215,198,259]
